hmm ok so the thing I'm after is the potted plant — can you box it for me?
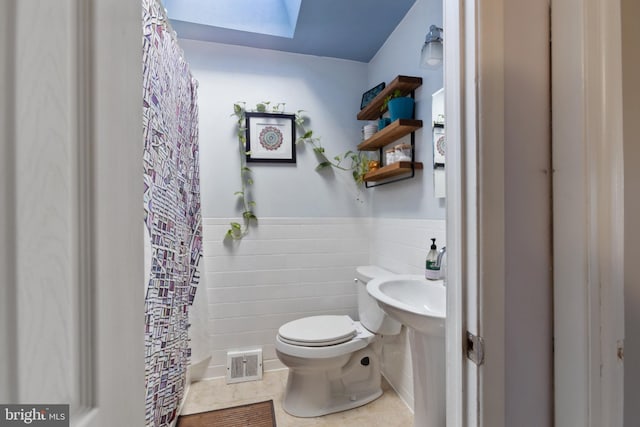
[381,89,415,122]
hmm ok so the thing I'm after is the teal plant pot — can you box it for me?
[388,97,415,122]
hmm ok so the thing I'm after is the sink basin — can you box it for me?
[366,275,445,335]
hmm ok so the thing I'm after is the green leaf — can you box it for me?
[313,146,325,154]
[316,161,332,171]
[234,191,244,196]
[302,130,313,139]
[230,222,242,231]
[256,103,266,112]
[248,201,256,207]
[242,166,252,173]
[243,211,258,221]
[247,178,254,185]
[227,225,243,239]
[334,155,341,161]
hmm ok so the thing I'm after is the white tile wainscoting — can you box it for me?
[199,217,446,413]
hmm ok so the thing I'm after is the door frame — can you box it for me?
[552,0,625,425]
[443,0,470,424]
[445,0,507,423]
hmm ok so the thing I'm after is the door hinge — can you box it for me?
[466,331,485,366]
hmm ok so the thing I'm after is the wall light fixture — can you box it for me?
[420,25,443,69]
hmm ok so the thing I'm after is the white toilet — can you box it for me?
[275,265,402,417]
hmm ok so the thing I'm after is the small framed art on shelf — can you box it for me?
[360,82,386,110]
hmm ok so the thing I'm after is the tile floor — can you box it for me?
[181,369,414,426]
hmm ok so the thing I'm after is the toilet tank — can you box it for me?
[355,266,402,335]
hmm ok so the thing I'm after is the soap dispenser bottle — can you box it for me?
[425,238,440,280]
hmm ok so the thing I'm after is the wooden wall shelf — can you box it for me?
[357,75,423,121]
[357,75,423,188]
[363,161,424,182]
[357,119,423,151]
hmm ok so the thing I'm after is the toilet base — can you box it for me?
[279,347,383,418]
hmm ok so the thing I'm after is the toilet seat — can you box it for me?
[278,315,356,347]
[275,316,374,359]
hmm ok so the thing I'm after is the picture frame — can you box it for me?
[245,112,296,163]
[360,82,386,110]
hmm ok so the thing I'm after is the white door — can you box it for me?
[0,1,145,426]
[445,0,509,423]
[445,0,553,426]
[443,0,480,424]
[444,0,500,423]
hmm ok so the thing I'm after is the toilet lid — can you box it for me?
[278,315,357,347]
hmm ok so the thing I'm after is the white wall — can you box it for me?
[622,0,640,423]
[367,0,445,219]
[181,39,371,219]
[201,217,370,378]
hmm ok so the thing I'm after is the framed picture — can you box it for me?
[360,82,386,110]
[245,112,296,163]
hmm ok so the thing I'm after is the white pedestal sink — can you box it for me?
[367,275,445,427]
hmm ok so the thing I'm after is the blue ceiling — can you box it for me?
[164,0,417,63]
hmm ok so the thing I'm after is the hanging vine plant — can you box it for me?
[225,101,370,240]
[294,112,370,184]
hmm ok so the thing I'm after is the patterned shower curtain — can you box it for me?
[142,1,202,426]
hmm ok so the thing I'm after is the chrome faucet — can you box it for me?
[436,246,447,281]
[436,246,446,269]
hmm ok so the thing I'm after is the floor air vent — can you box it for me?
[226,349,263,384]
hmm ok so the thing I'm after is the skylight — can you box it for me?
[163,0,302,39]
